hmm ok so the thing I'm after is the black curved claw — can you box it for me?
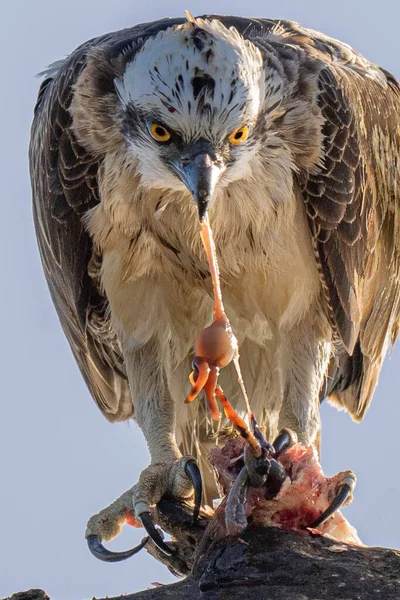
[225,465,250,535]
[310,475,356,528]
[250,413,274,453]
[265,458,287,499]
[86,533,149,562]
[273,428,297,456]
[185,459,202,522]
[140,511,174,556]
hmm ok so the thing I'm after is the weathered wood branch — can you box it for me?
[6,500,400,600]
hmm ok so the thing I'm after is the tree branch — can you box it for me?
[7,501,400,600]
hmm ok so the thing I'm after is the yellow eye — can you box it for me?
[149,123,171,142]
[229,125,249,145]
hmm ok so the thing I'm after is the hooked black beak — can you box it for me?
[171,148,224,221]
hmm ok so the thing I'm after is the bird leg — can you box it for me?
[85,331,206,562]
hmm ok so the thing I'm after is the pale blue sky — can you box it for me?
[1,1,400,599]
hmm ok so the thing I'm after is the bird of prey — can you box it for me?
[30,14,400,558]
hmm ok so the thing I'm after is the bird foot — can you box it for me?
[217,430,357,540]
[86,456,202,561]
[225,429,296,535]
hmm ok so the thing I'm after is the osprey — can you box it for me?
[30,14,400,558]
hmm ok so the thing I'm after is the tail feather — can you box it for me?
[325,342,381,421]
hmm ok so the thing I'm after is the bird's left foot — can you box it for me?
[85,456,202,562]
[225,428,296,535]
[219,429,357,539]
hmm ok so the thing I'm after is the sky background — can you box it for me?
[1,1,400,599]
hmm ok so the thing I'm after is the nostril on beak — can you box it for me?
[181,156,191,166]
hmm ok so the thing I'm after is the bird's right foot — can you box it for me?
[86,456,202,561]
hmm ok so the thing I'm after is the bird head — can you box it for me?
[115,17,271,220]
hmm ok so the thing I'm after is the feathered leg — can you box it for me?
[86,336,202,559]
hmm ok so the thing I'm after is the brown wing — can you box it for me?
[239,18,400,420]
[297,36,400,419]
[30,45,136,421]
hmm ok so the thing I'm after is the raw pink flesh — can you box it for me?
[209,437,361,544]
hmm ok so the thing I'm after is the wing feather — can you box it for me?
[30,38,133,420]
[247,18,400,418]
[293,32,400,419]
